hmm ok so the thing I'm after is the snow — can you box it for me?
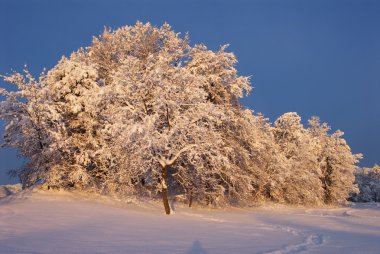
[0,187,379,254]
[0,184,21,199]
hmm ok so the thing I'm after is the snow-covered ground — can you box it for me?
[0,187,379,254]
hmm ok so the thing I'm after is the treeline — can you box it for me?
[0,22,364,213]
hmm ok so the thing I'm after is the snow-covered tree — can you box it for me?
[1,22,255,214]
[272,113,324,204]
[235,111,290,203]
[0,68,49,186]
[308,117,362,204]
[88,22,254,214]
[39,56,102,189]
[0,58,103,189]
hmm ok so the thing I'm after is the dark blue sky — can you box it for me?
[1,0,379,184]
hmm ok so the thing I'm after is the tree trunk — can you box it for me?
[161,166,171,215]
[188,189,193,207]
[322,156,333,204]
[188,195,193,207]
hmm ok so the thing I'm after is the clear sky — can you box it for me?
[0,0,379,184]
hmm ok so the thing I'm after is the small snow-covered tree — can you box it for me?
[39,56,102,189]
[0,68,49,186]
[0,57,103,189]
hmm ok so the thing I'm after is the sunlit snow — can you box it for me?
[0,188,379,254]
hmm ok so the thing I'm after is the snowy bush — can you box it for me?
[351,164,380,202]
[0,22,362,213]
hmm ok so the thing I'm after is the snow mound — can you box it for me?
[0,184,22,199]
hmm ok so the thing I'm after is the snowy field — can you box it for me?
[0,187,379,254]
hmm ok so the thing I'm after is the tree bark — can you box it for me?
[322,156,333,204]
[161,166,171,215]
